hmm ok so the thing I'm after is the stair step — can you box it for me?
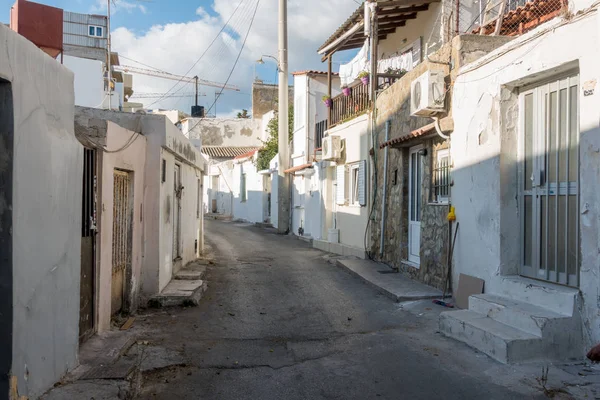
[496,276,578,316]
[469,294,570,337]
[439,310,543,364]
[149,279,207,308]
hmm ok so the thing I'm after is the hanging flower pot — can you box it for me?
[342,86,352,97]
[322,95,332,107]
[358,71,370,86]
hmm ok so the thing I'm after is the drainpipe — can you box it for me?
[379,120,390,258]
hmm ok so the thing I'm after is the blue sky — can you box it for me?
[2,0,358,116]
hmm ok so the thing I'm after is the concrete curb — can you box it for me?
[335,259,442,303]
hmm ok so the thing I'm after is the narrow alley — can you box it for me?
[117,220,551,399]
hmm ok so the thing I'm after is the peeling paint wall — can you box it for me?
[0,24,82,399]
[252,82,294,121]
[452,13,600,352]
[182,118,264,147]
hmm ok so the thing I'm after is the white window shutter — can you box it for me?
[358,160,367,206]
[336,165,346,205]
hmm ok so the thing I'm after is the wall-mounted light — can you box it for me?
[418,148,428,157]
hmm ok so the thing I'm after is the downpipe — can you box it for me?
[379,120,390,258]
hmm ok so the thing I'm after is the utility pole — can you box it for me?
[106,0,112,110]
[277,0,290,234]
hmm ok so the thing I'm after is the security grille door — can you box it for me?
[112,170,132,315]
[173,164,182,260]
[520,75,579,286]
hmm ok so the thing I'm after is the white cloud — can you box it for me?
[111,0,358,113]
[92,0,148,15]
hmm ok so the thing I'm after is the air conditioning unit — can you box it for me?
[410,70,446,116]
[322,135,342,161]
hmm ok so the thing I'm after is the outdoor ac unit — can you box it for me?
[410,70,446,116]
[322,135,342,161]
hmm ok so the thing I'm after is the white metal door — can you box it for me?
[520,74,579,286]
[408,145,423,265]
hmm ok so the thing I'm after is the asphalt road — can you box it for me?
[136,219,546,400]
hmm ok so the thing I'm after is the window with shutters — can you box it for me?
[350,163,360,206]
[336,165,346,205]
[343,161,367,207]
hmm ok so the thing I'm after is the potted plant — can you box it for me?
[342,85,352,97]
[358,71,370,86]
[322,95,332,107]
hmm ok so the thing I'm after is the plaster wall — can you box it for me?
[0,24,82,398]
[451,12,600,350]
[232,158,268,224]
[182,118,264,147]
[326,114,370,251]
[63,55,106,109]
[96,121,146,332]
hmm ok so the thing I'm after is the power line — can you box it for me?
[185,0,261,133]
[145,0,247,108]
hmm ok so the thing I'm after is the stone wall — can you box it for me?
[252,82,294,120]
[369,35,513,290]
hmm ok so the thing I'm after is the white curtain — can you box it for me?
[338,40,369,87]
[378,51,413,73]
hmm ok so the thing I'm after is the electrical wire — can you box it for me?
[144,0,247,108]
[185,0,262,133]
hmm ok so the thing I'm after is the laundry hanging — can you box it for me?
[338,39,369,87]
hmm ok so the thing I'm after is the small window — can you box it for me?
[88,25,103,37]
[432,148,451,203]
[350,164,360,206]
[240,173,247,202]
[161,159,166,183]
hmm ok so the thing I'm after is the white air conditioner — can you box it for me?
[322,135,342,161]
[410,70,446,116]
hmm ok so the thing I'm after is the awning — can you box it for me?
[379,122,435,148]
[284,163,313,174]
[318,0,439,59]
[379,117,453,148]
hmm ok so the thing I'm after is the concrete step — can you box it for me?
[469,294,571,337]
[149,279,207,308]
[495,276,579,316]
[174,262,207,281]
[439,310,543,364]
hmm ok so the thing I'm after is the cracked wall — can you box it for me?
[452,15,600,352]
[1,24,82,398]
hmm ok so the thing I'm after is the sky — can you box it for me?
[1,0,359,117]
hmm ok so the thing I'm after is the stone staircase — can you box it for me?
[149,261,208,307]
[439,276,582,364]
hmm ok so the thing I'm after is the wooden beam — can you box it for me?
[377,12,418,23]
[327,55,332,127]
[377,0,439,8]
[377,4,429,15]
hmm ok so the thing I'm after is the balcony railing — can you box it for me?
[329,82,370,128]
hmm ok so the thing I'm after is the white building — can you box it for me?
[441,0,600,362]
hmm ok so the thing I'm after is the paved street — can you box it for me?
[135,219,549,399]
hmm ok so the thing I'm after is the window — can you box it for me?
[88,25,103,37]
[338,161,367,207]
[240,173,247,202]
[349,163,360,206]
[432,148,451,203]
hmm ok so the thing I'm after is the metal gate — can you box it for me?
[79,148,96,343]
[173,164,182,260]
[111,170,132,315]
[520,74,579,287]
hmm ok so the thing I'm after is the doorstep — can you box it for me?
[335,259,442,302]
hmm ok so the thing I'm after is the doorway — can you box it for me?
[80,148,97,342]
[111,170,132,315]
[519,74,579,286]
[173,164,182,261]
[408,145,423,265]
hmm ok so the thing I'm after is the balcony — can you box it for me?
[329,82,370,128]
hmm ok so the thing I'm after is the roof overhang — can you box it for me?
[318,0,439,61]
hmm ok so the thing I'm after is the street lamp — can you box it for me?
[255,55,279,83]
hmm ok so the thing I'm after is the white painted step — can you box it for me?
[469,294,571,337]
[496,276,578,316]
[439,310,544,364]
